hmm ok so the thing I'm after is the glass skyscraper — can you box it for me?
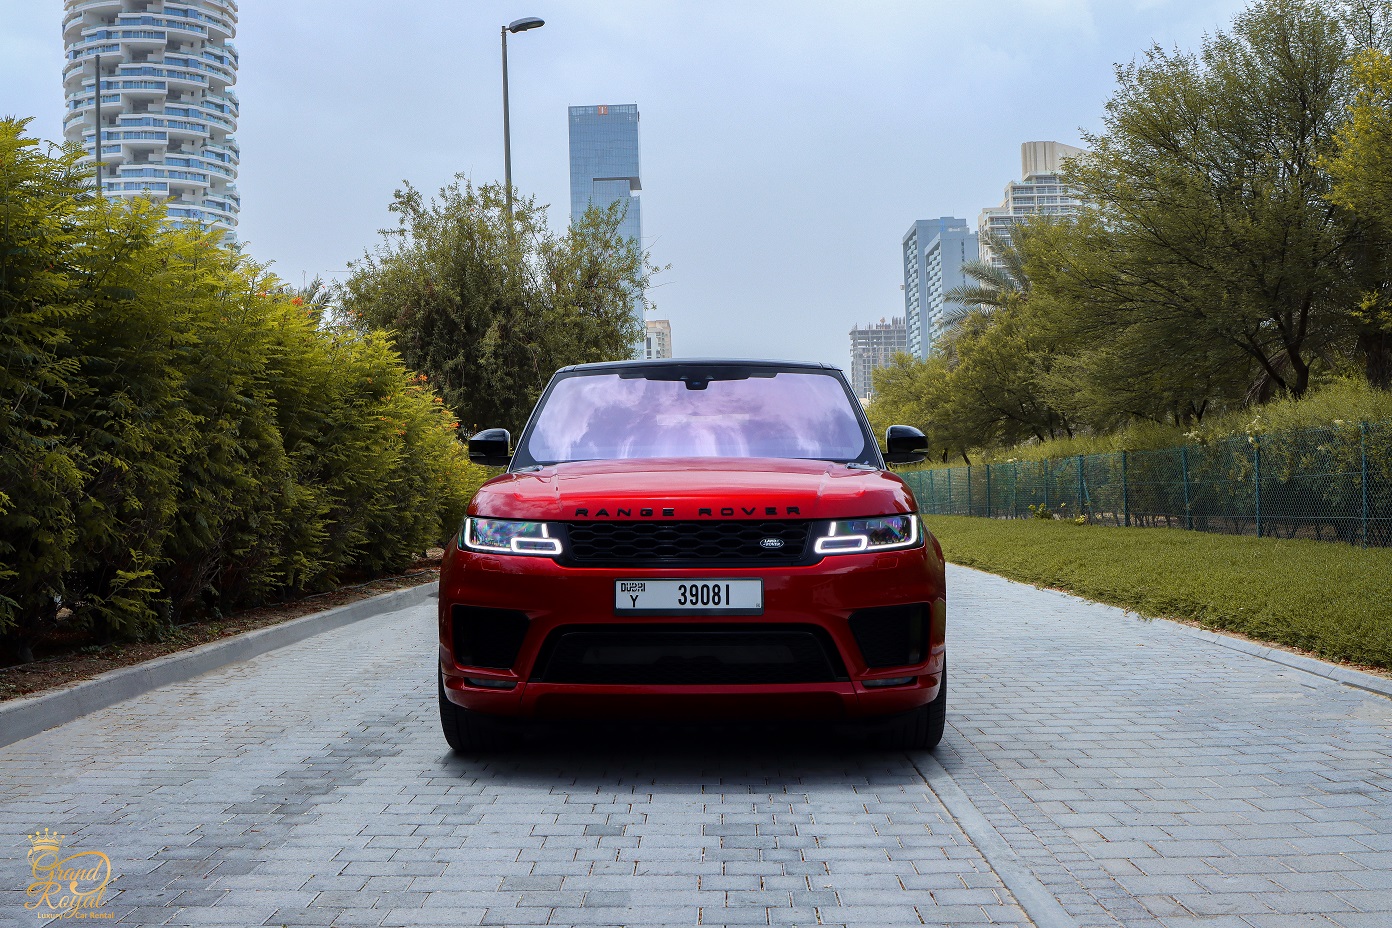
[902,218,977,359]
[569,104,644,352]
[568,104,641,246]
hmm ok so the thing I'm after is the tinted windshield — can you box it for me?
[516,369,875,466]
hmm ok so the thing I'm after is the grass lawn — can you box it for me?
[923,515,1392,672]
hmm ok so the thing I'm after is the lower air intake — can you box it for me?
[533,625,846,685]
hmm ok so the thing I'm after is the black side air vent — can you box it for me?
[451,605,529,669]
[848,603,930,668]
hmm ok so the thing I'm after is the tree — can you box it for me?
[1021,213,1258,427]
[340,178,658,434]
[868,297,1074,461]
[0,118,86,654]
[1326,48,1392,387]
[1064,0,1361,400]
[939,303,1075,448]
[867,1,1392,463]
[1334,0,1392,50]
[942,228,1032,328]
[867,353,953,456]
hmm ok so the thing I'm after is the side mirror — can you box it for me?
[468,428,512,467]
[883,424,928,465]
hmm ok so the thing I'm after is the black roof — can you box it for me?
[557,358,842,374]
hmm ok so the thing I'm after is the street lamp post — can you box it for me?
[93,53,103,198]
[501,16,545,218]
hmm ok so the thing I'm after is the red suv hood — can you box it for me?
[469,458,916,521]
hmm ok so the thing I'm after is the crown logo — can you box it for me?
[28,828,63,855]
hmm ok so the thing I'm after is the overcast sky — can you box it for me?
[2,0,1250,366]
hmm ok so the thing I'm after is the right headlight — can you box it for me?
[459,517,562,556]
[813,514,920,555]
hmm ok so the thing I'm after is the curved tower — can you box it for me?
[62,0,240,237]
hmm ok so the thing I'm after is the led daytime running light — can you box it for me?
[462,518,563,556]
[813,514,919,555]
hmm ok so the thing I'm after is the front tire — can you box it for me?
[877,662,947,751]
[438,667,514,753]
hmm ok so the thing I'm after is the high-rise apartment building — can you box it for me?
[978,141,1085,265]
[902,218,978,359]
[849,316,907,402]
[569,104,641,246]
[644,320,672,359]
[569,103,643,349]
[62,0,240,236]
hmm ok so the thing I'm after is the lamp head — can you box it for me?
[507,16,545,33]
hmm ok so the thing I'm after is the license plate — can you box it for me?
[615,579,764,615]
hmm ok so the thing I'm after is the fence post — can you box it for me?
[1181,446,1192,531]
[967,465,973,516]
[1254,437,1262,539]
[1012,463,1019,519]
[1122,451,1130,527]
[1361,422,1370,548]
[1077,455,1086,519]
[986,464,993,520]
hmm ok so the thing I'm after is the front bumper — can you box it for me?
[438,542,946,720]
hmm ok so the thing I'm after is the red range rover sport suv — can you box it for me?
[438,359,946,751]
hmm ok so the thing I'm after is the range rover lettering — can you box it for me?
[438,359,947,751]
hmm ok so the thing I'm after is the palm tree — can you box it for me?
[942,229,1031,329]
[289,275,336,325]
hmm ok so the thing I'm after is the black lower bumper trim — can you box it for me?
[532,624,848,685]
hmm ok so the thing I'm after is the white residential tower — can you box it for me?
[978,141,1085,265]
[62,0,240,236]
[644,319,673,359]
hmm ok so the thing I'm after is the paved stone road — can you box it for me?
[2,564,1389,927]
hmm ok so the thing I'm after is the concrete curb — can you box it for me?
[948,563,1392,700]
[1166,623,1392,699]
[911,752,1079,928]
[0,581,438,750]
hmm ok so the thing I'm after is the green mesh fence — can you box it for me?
[901,420,1392,547]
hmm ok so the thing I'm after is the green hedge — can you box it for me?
[925,515,1392,671]
[0,118,485,660]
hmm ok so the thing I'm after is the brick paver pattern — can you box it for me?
[1,563,1388,928]
[939,568,1392,928]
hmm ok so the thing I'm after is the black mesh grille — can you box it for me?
[561,520,811,567]
[848,604,930,668]
[533,624,846,685]
[451,605,529,669]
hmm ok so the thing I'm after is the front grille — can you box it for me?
[532,624,847,685]
[560,520,812,567]
[848,603,930,668]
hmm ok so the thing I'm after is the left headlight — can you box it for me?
[460,517,563,556]
[813,514,920,555]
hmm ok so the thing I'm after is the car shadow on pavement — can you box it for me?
[433,718,926,787]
